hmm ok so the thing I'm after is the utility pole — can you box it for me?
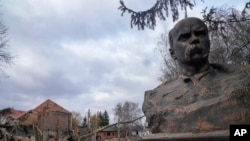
[94,112,97,141]
[87,109,90,128]
[118,118,120,141]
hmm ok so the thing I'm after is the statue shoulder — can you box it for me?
[210,63,235,73]
[210,63,250,74]
[144,78,179,97]
[210,63,250,87]
[237,64,250,73]
[234,65,250,81]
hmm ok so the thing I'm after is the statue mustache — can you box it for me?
[185,45,205,56]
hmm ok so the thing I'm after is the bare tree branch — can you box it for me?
[0,19,12,77]
[202,2,250,32]
[202,4,250,65]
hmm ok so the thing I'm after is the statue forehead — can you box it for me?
[171,17,207,36]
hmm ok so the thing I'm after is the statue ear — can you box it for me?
[169,48,177,60]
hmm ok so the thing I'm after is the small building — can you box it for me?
[130,126,144,137]
[95,125,144,141]
[96,126,119,141]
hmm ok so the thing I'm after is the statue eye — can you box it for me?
[194,30,206,37]
[178,33,191,41]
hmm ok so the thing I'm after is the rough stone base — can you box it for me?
[140,130,229,141]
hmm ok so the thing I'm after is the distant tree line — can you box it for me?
[75,101,144,140]
[72,109,110,130]
[88,110,110,129]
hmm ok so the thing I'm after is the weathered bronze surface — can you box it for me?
[142,17,250,134]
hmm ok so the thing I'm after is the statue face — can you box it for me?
[170,18,210,65]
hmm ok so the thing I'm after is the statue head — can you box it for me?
[168,17,210,69]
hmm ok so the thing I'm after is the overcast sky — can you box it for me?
[0,0,247,121]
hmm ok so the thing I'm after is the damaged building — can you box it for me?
[0,99,73,141]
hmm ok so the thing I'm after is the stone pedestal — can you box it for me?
[140,130,229,141]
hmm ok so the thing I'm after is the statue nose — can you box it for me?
[190,35,200,44]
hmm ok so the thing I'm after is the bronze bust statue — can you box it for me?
[142,17,250,133]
